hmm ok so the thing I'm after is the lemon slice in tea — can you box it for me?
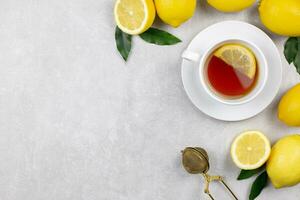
[214,44,257,79]
[231,131,271,170]
[114,0,156,35]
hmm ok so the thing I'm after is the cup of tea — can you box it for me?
[182,39,268,105]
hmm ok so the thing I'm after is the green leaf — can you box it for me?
[139,28,181,45]
[249,171,268,200]
[284,37,300,75]
[294,38,300,73]
[294,53,300,74]
[284,37,298,64]
[115,26,132,61]
[237,166,265,180]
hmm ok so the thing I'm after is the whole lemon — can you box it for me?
[278,84,300,126]
[266,134,300,188]
[259,0,300,36]
[154,0,196,27]
[207,0,256,12]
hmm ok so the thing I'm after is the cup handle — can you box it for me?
[182,50,201,62]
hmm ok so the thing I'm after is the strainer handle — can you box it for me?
[202,174,238,200]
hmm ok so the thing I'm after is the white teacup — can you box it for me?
[182,39,268,105]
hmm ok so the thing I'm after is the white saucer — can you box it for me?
[181,20,282,121]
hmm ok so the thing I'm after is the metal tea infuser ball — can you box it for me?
[181,147,238,200]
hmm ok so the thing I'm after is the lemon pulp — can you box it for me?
[231,131,271,170]
[114,0,155,35]
[213,44,257,79]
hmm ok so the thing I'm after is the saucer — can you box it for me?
[181,20,282,121]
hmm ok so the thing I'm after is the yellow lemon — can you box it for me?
[266,134,300,188]
[207,0,256,12]
[154,0,196,27]
[259,0,300,36]
[214,44,257,79]
[278,84,300,126]
[114,0,156,35]
[231,131,271,170]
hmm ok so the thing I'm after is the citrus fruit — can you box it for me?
[231,131,271,170]
[278,84,300,126]
[266,134,300,188]
[214,44,257,79]
[259,0,300,36]
[114,0,156,35]
[207,0,256,12]
[154,0,196,27]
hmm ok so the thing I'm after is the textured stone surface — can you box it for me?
[0,0,299,199]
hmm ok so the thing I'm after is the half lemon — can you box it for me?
[114,0,156,35]
[214,44,257,79]
[231,131,271,170]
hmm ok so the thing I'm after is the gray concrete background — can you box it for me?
[0,0,299,199]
